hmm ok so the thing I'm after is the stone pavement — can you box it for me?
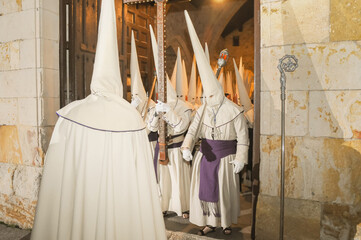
[0,224,30,240]
[0,191,252,240]
[164,191,252,240]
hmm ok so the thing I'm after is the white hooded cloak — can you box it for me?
[148,25,192,216]
[31,0,166,239]
[182,10,249,229]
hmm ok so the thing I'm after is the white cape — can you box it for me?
[31,105,166,240]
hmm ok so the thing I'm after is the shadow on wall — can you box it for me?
[257,1,361,240]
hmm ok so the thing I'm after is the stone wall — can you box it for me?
[165,0,247,76]
[0,0,59,228]
[216,18,254,72]
[257,0,361,239]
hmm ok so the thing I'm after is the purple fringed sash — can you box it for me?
[199,139,237,217]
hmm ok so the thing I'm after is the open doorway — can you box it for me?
[59,0,260,239]
[163,0,260,239]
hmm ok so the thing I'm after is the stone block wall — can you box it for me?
[0,0,59,228]
[257,0,361,239]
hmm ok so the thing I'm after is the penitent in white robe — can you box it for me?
[182,98,249,228]
[31,97,166,240]
[147,99,192,216]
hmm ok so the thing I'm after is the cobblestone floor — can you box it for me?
[1,189,252,240]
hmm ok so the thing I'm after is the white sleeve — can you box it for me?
[234,112,249,165]
[162,109,192,134]
[146,107,159,132]
[181,111,201,150]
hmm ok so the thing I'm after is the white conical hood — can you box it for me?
[175,48,184,98]
[130,31,147,113]
[185,10,224,107]
[195,76,203,105]
[188,55,197,104]
[149,24,159,79]
[90,0,122,97]
[205,42,210,64]
[57,0,144,132]
[149,24,177,105]
[170,63,177,88]
[235,77,240,105]
[181,59,189,100]
[233,58,252,111]
[218,71,226,93]
[166,74,178,105]
[226,71,234,97]
[239,56,244,78]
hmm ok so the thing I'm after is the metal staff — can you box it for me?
[278,55,298,240]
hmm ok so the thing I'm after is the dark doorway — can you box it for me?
[59,0,155,107]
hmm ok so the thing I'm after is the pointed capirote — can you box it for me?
[56,0,144,132]
[233,58,252,111]
[130,31,147,105]
[90,0,122,97]
[226,71,234,98]
[181,59,189,100]
[205,42,210,64]
[149,24,178,105]
[218,71,226,93]
[149,24,159,78]
[184,10,224,106]
[195,76,203,105]
[239,56,244,78]
[170,63,177,88]
[175,48,184,99]
[188,55,197,104]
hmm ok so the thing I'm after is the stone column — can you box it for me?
[0,0,59,228]
[257,0,361,239]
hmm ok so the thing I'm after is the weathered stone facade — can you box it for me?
[0,0,59,228]
[257,0,361,239]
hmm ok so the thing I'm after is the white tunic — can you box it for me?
[147,99,192,215]
[31,108,166,240]
[182,98,249,228]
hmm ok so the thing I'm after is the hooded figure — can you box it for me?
[30,0,166,239]
[195,76,203,105]
[233,59,254,127]
[181,10,249,236]
[148,24,192,219]
[188,55,197,106]
[130,30,155,118]
[205,42,210,64]
[130,29,159,169]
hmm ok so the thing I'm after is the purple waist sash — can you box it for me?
[199,139,237,203]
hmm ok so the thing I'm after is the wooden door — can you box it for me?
[60,0,155,106]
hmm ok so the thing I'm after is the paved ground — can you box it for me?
[1,188,252,240]
[0,224,30,240]
[164,190,252,240]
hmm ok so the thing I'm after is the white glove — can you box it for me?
[131,95,141,108]
[182,149,193,161]
[230,159,245,174]
[155,100,171,114]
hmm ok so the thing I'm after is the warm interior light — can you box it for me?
[214,0,224,2]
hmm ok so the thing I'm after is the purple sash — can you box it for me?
[199,139,237,216]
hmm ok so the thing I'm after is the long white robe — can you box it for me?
[182,98,249,228]
[147,99,192,216]
[31,115,166,240]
